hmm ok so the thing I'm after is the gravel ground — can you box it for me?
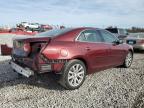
[0,34,144,108]
[0,53,143,108]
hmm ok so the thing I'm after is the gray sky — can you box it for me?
[0,0,144,28]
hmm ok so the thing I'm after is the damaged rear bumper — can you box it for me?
[10,53,69,76]
[10,61,34,77]
[10,58,67,77]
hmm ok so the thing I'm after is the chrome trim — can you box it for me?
[75,29,119,44]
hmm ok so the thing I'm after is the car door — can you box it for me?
[76,29,110,72]
[99,30,126,66]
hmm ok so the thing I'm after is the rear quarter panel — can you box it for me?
[41,41,86,60]
[122,43,133,57]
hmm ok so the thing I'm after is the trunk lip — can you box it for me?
[13,36,51,43]
[12,40,51,58]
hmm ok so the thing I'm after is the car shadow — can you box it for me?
[0,59,65,91]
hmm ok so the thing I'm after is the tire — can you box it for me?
[59,59,86,90]
[122,51,133,68]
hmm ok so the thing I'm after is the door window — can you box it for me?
[99,30,118,43]
[77,30,103,42]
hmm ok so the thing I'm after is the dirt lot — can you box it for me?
[0,52,143,108]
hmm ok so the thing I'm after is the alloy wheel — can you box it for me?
[125,52,133,67]
[67,64,85,87]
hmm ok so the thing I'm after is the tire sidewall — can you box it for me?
[63,60,86,90]
[124,51,133,68]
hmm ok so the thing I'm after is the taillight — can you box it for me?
[23,43,31,52]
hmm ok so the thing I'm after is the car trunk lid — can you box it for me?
[12,36,51,57]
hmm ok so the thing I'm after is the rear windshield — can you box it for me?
[36,28,73,37]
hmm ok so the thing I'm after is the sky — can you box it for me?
[0,0,144,28]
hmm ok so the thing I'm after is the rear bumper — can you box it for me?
[10,57,66,75]
[10,60,54,77]
[11,59,53,73]
[10,61,34,77]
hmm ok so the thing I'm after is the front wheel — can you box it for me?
[123,51,133,68]
[59,59,86,90]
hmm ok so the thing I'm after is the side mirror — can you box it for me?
[119,40,123,44]
[112,40,123,45]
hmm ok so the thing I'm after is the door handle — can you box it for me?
[85,47,91,50]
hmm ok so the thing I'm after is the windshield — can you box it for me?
[36,28,73,37]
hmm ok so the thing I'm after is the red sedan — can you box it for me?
[10,27,133,89]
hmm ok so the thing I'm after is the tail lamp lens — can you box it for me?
[24,43,31,52]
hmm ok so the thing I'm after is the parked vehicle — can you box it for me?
[41,24,53,30]
[106,28,129,40]
[126,33,144,51]
[10,27,133,89]
[0,28,10,33]
[20,22,40,29]
[0,28,37,55]
[9,28,37,35]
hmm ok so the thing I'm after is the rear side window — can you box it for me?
[77,30,103,42]
[99,30,118,43]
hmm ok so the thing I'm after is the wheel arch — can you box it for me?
[128,49,134,56]
[71,57,88,74]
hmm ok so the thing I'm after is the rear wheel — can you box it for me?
[123,51,133,68]
[59,59,86,90]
